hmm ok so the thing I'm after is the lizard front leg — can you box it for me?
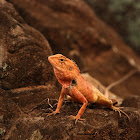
[69,87,88,123]
[47,87,65,116]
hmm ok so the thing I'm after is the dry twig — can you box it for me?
[104,69,139,98]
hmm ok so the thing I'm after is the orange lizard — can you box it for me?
[48,54,129,123]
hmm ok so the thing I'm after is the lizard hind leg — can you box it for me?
[96,95,130,120]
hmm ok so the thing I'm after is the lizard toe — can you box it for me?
[68,115,85,124]
[112,106,130,120]
[43,110,60,117]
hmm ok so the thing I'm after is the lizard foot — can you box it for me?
[112,106,130,120]
[68,115,85,124]
[43,110,60,117]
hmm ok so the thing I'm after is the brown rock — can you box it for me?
[2,88,140,139]
[0,0,53,90]
[0,85,139,139]
[122,95,140,109]
[0,85,59,139]
[7,0,140,98]
[0,88,21,139]
[8,85,59,113]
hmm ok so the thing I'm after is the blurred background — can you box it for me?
[86,0,140,55]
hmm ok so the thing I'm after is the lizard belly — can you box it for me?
[65,87,81,103]
[64,84,100,104]
[79,84,100,103]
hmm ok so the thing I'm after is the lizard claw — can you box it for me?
[68,115,85,124]
[47,111,59,116]
[112,106,130,120]
[43,110,60,117]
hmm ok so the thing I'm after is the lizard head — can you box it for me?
[48,54,80,87]
[48,54,80,73]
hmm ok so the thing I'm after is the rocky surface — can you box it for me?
[122,95,140,109]
[0,0,139,139]
[8,0,140,98]
[0,88,140,139]
[0,0,53,90]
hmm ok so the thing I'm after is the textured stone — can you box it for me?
[0,0,53,89]
[1,88,140,139]
[122,95,140,109]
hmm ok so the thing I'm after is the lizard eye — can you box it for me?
[72,79,77,86]
[69,67,72,71]
[60,59,64,61]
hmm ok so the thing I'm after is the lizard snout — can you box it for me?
[48,55,53,62]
